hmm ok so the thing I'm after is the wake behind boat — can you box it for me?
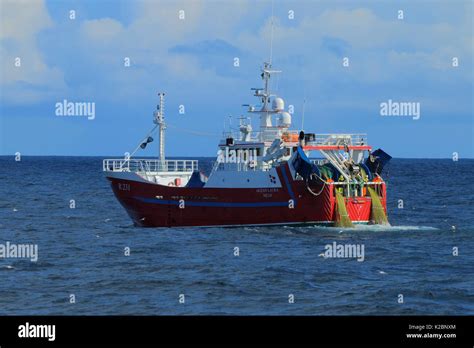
[103,62,391,228]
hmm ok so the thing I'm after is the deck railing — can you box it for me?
[103,159,198,173]
[220,131,368,146]
[306,134,368,146]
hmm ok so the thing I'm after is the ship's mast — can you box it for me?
[243,62,282,135]
[259,62,281,128]
[154,92,166,162]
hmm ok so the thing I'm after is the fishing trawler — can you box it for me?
[103,62,391,228]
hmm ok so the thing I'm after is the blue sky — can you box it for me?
[0,0,473,158]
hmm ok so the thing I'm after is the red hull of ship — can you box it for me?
[107,165,387,227]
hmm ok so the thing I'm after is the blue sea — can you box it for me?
[0,157,473,315]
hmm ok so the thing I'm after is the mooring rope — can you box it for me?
[306,173,329,196]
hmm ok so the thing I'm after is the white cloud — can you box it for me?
[0,0,52,40]
[0,0,67,104]
[235,6,472,83]
[2,1,471,106]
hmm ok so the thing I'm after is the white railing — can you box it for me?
[220,131,368,146]
[306,134,368,146]
[221,130,262,143]
[103,159,198,173]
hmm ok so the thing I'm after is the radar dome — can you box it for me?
[279,111,291,127]
[272,97,285,112]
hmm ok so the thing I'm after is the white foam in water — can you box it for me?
[297,224,439,232]
[353,224,439,232]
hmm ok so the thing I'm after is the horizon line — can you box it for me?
[0,154,473,160]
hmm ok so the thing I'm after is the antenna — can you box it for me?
[269,0,274,65]
[301,98,306,131]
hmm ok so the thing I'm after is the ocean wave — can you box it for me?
[295,224,439,232]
